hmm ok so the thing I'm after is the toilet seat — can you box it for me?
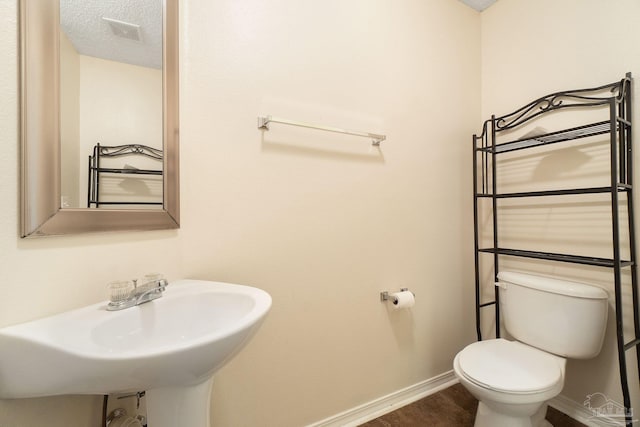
[457,339,563,394]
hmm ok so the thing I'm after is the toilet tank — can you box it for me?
[497,271,608,359]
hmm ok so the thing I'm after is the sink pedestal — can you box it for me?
[146,376,214,427]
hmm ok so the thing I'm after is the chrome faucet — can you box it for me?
[107,276,169,311]
[135,279,169,305]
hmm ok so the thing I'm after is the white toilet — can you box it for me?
[453,271,609,427]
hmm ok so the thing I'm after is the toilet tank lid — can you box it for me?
[497,271,608,300]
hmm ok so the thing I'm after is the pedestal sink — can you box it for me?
[0,280,272,427]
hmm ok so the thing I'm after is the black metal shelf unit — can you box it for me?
[473,73,638,426]
[87,143,163,208]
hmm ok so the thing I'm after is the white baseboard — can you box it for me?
[549,394,611,427]
[307,370,458,427]
[307,373,609,427]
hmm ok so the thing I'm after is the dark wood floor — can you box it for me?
[359,383,586,427]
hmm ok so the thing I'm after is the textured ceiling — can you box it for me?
[60,0,162,69]
[459,0,498,12]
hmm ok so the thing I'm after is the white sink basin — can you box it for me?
[0,279,271,427]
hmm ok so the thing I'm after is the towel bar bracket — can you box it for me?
[257,116,271,131]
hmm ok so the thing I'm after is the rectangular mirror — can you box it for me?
[20,0,179,237]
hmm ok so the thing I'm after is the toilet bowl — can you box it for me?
[454,271,608,427]
[454,339,565,427]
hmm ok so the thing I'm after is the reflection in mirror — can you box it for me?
[20,0,179,237]
[59,0,163,209]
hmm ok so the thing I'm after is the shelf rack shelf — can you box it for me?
[477,248,633,268]
[473,73,637,426]
[477,120,613,154]
[477,185,632,199]
[87,143,163,208]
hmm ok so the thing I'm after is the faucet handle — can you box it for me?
[141,273,168,290]
[143,272,163,282]
[107,280,135,303]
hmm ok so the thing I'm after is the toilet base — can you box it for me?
[474,401,552,427]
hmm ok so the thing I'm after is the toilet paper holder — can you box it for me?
[380,288,410,303]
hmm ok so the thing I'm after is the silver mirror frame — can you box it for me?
[20,0,179,238]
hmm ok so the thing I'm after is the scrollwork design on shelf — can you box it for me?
[495,84,620,131]
[98,144,163,160]
[475,74,631,137]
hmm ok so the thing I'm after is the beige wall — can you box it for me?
[2,0,478,426]
[60,30,80,207]
[179,0,480,424]
[78,55,162,154]
[481,0,640,414]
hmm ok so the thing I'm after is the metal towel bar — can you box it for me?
[257,115,386,145]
